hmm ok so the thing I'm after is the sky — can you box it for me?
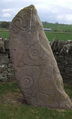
[0,0,72,24]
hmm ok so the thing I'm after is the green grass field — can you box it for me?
[45,32,72,41]
[0,81,72,119]
[0,28,72,41]
[0,29,9,39]
[44,23,72,41]
[43,23,72,32]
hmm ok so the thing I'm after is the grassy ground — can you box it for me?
[0,28,9,39]
[43,23,72,32]
[45,32,72,41]
[0,28,72,41]
[0,81,72,119]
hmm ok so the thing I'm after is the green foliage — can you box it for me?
[0,22,10,29]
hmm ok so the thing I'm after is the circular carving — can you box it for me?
[28,43,42,60]
[11,15,31,33]
[23,76,33,89]
[12,16,23,33]
[29,47,40,60]
[28,43,48,64]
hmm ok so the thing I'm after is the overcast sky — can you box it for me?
[0,0,72,24]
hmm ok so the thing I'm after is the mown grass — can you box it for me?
[0,28,9,39]
[43,23,72,32]
[0,28,72,41]
[0,81,72,119]
[45,32,72,41]
[0,103,72,119]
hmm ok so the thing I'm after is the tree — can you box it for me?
[0,22,10,29]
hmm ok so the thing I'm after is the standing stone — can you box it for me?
[9,5,72,109]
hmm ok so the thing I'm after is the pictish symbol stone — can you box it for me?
[9,5,72,109]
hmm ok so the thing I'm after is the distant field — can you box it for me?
[45,32,72,41]
[0,29,9,39]
[43,23,72,32]
[0,28,72,41]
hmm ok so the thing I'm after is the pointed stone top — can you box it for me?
[11,4,43,34]
[16,5,36,16]
[23,4,35,10]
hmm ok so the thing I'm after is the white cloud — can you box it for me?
[3,0,13,2]
[0,0,72,24]
[2,8,17,19]
[2,9,13,12]
[65,14,72,21]
[57,14,72,21]
[3,13,11,17]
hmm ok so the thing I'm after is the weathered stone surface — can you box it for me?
[9,5,72,109]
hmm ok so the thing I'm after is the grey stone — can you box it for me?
[9,5,72,109]
[51,40,72,83]
[0,53,15,82]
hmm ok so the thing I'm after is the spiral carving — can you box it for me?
[28,43,42,60]
[11,16,23,33]
[28,43,48,65]
[23,75,33,89]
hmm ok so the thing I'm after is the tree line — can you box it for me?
[0,22,10,29]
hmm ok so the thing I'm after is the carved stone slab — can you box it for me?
[9,5,72,109]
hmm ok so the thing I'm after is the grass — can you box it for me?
[0,28,9,39]
[0,81,72,119]
[0,103,72,119]
[43,23,72,32]
[44,23,72,41]
[64,84,72,98]
[0,28,72,41]
[45,32,72,41]
[0,81,19,96]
